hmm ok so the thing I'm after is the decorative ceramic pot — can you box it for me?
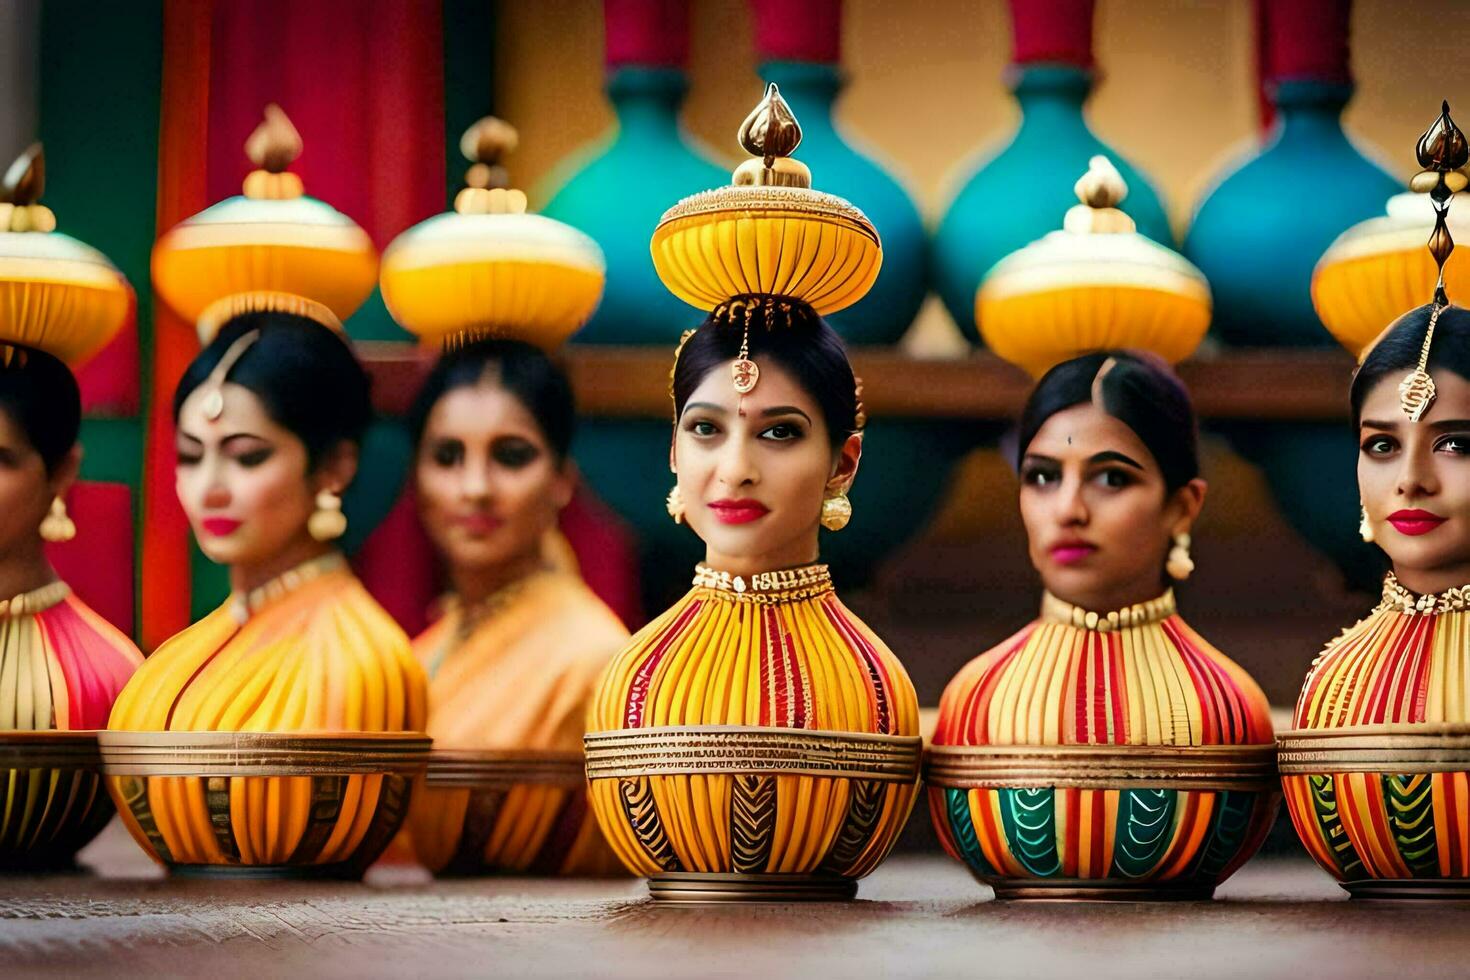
[0,731,113,871]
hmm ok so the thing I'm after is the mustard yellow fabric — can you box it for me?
[406,571,628,874]
[587,567,920,879]
[107,563,426,867]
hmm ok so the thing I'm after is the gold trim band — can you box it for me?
[424,748,585,788]
[584,726,921,782]
[924,742,1278,791]
[657,186,878,244]
[98,731,431,777]
[1278,724,1470,774]
[0,729,101,770]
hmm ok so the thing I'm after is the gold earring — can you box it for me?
[39,496,76,543]
[308,489,346,542]
[820,492,852,531]
[1166,532,1194,580]
[666,485,685,525]
[1359,506,1375,543]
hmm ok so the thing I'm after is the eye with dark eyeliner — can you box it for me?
[761,420,805,442]
[0,446,22,469]
[491,437,540,468]
[684,418,720,438]
[1360,434,1397,457]
[1020,462,1060,487]
[429,438,464,467]
[229,444,274,468]
[1091,466,1133,489]
[176,441,203,466]
[1436,433,1470,455]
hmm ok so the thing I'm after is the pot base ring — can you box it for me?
[649,872,857,903]
[1344,878,1470,901]
[989,879,1217,902]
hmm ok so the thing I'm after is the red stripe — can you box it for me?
[1105,631,1127,744]
[1165,619,1233,744]
[1073,632,1090,742]
[1442,774,1461,876]
[822,599,892,734]
[1409,615,1436,723]
[781,610,807,728]
[1089,791,1106,878]
[760,606,779,727]
[950,627,1031,746]
[1061,788,1079,877]
[1090,632,1107,744]
[625,600,702,728]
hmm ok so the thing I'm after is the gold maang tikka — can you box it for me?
[200,329,262,421]
[1399,100,1470,422]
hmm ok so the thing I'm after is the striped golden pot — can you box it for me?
[99,731,430,879]
[925,743,1279,900]
[0,731,113,871]
[408,748,621,876]
[585,726,922,902]
[1280,725,1470,899]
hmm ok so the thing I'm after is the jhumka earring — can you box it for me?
[820,491,852,531]
[1166,532,1194,580]
[666,485,685,525]
[1359,506,1375,543]
[39,496,76,543]
[307,489,347,542]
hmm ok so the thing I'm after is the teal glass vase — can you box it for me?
[931,62,1171,344]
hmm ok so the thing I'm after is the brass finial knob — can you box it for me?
[453,116,526,216]
[245,104,303,175]
[732,83,811,188]
[1062,156,1135,234]
[242,105,305,201]
[0,144,57,233]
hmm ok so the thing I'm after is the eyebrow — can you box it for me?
[761,405,813,423]
[1429,419,1470,432]
[1359,419,1397,432]
[681,401,727,417]
[1089,450,1144,470]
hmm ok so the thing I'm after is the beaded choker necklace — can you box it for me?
[0,580,69,619]
[1040,589,1177,632]
[229,552,347,624]
[692,563,833,603]
[1379,572,1470,615]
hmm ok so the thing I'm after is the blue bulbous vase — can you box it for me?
[1185,82,1399,348]
[760,60,926,345]
[541,66,727,346]
[931,65,1171,344]
[1185,81,1399,591]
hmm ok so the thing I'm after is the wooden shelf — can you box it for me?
[358,344,1357,421]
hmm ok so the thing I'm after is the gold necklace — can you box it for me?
[230,552,347,624]
[1040,589,1177,632]
[692,563,833,604]
[1379,572,1470,615]
[0,580,69,619]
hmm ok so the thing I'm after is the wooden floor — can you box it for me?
[3,822,1467,979]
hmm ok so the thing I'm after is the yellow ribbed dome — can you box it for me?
[0,145,131,366]
[976,156,1210,378]
[650,83,882,315]
[150,105,377,343]
[380,118,604,350]
[1313,191,1470,357]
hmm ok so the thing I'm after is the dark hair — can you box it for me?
[0,346,80,474]
[1351,303,1470,426]
[173,312,373,468]
[407,338,576,461]
[670,297,859,449]
[1017,350,1200,492]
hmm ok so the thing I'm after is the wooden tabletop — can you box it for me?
[3,822,1465,979]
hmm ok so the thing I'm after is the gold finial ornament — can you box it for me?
[152,104,377,342]
[1395,101,1469,422]
[651,85,881,316]
[379,116,603,351]
[976,155,1210,377]
[0,143,130,365]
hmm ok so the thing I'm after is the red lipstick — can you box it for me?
[708,499,770,525]
[201,517,242,538]
[454,513,503,535]
[1387,509,1446,536]
[1049,540,1097,566]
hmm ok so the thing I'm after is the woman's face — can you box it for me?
[1019,402,1205,612]
[674,358,859,576]
[0,408,75,559]
[1358,367,1470,593]
[176,382,337,568]
[415,381,572,577]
